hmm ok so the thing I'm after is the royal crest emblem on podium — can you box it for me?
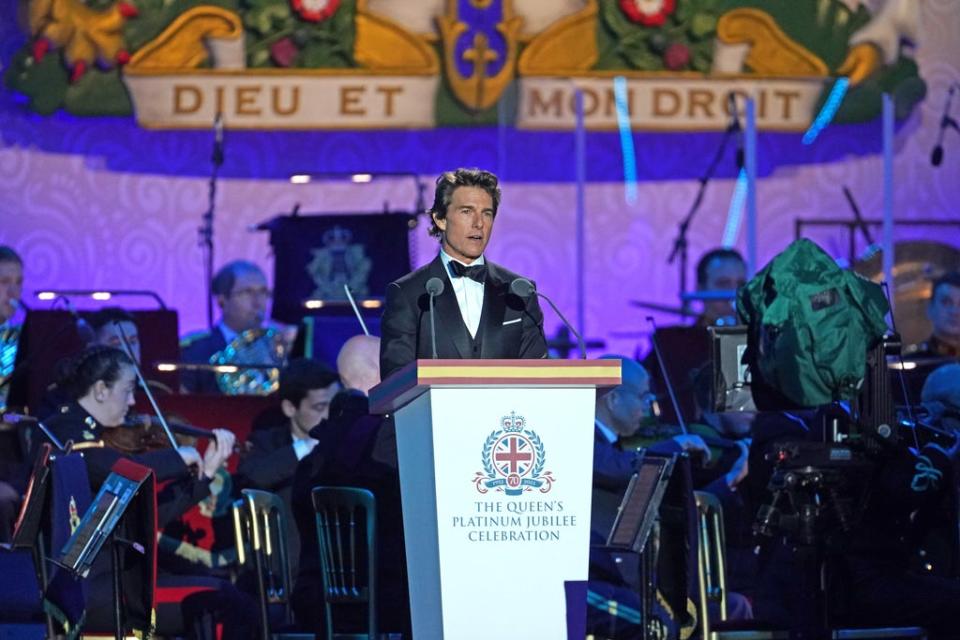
[474,412,554,496]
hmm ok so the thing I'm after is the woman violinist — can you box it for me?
[44,345,255,639]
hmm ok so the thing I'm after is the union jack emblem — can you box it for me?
[474,413,554,496]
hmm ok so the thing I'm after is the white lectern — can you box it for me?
[370,359,621,640]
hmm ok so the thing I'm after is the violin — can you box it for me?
[100,413,218,455]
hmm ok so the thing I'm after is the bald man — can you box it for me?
[337,335,381,395]
[592,357,710,535]
[290,336,409,636]
[921,363,960,433]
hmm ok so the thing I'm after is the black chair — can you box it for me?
[311,486,378,640]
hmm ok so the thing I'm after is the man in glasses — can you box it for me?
[180,260,273,393]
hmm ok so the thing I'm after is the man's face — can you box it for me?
[0,261,23,324]
[608,373,656,437]
[929,283,960,340]
[701,257,746,321]
[433,186,496,264]
[95,321,141,363]
[218,270,269,333]
[285,382,341,437]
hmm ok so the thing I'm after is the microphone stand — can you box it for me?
[343,284,370,336]
[199,114,224,330]
[667,118,737,317]
[841,185,876,262]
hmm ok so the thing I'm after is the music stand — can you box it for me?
[603,454,677,636]
[606,455,676,554]
[55,460,155,640]
[5,444,53,551]
[708,325,756,413]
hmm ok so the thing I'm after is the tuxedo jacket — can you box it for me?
[379,255,548,380]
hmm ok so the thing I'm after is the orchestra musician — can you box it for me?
[44,345,256,639]
[906,271,960,359]
[643,247,747,423]
[0,246,25,542]
[180,260,273,394]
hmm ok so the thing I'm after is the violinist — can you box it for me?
[591,356,711,537]
[44,345,256,639]
[0,246,25,542]
[587,357,753,637]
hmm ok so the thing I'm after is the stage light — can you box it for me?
[888,361,917,371]
[613,76,638,204]
[302,298,382,310]
[351,173,373,183]
[721,168,749,247]
[154,363,258,375]
[803,77,849,145]
[34,289,167,308]
[290,174,311,184]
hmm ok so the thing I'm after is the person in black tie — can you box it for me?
[379,168,548,379]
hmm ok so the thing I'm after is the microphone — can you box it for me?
[425,277,444,359]
[212,112,224,166]
[509,278,586,359]
[931,85,958,168]
[728,93,744,170]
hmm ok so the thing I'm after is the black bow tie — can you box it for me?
[448,261,487,283]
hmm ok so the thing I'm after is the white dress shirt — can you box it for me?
[439,249,485,338]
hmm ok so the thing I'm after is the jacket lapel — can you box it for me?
[427,256,472,359]
[479,262,508,358]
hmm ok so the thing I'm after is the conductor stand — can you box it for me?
[667,96,741,317]
[200,113,225,330]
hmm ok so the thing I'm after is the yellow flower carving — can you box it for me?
[28,0,137,67]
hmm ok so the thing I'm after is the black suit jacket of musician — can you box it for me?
[379,255,549,380]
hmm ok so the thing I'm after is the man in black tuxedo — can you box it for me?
[379,168,547,379]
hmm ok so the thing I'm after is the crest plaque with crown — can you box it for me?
[306,225,372,300]
[474,412,554,496]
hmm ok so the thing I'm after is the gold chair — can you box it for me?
[232,488,309,640]
[695,489,790,639]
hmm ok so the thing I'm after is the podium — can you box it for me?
[370,359,621,640]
